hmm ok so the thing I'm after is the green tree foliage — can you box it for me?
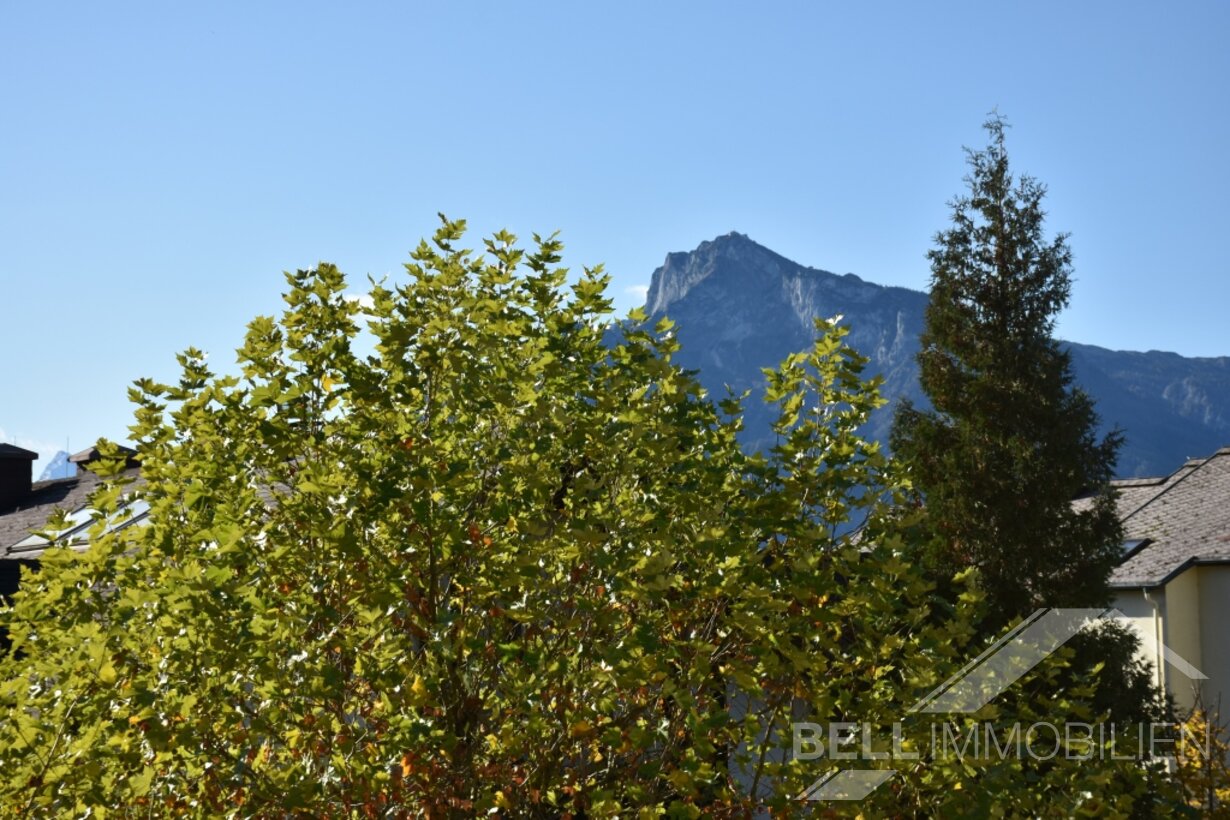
[0,218,1181,816]
[0,220,934,814]
[891,116,1125,627]
[889,118,1172,771]
[1176,696,1230,815]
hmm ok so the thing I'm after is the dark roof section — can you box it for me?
[69,445,140,468]
[1072,460,1204,519]
[0,467,141,557]
[1109,447,1230,588]
[0,445,38,461]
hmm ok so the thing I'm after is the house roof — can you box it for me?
[0,468,142,560]
[1109,447,1230,588]
[0,445,38,461]
[68,445,139,467]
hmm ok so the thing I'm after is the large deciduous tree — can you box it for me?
[0,218,1178,816]
[0,219,968,815]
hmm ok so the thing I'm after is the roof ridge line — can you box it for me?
[1120,452,1220,524]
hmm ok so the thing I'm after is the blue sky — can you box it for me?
[2,1,1228,473]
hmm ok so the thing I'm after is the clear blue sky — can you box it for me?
[2,1,1228,473]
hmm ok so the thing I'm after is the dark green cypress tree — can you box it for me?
[891,115,1124,628]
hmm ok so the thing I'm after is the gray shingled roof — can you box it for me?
[0,468,141,559]
[1109,448,1230,588]
[1072,460,1204,515]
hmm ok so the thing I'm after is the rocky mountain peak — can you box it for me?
[37,451,76,482]
[632,234,1230,477]
[644,232,794,316]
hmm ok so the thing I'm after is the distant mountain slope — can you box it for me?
[643,233,1230,478]
[37,451,76,482]
[1065,345,1230,477]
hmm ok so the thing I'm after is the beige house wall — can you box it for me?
[1163,568,1204,712]
[1196,565,1230,712]
[1114,566,1230,716]
[1113,588,1167,696]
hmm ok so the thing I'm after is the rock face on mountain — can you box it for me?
[1065,346,1230,477]
[36,451,76,482]
[643,233,1230,478]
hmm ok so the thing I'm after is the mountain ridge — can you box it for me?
[36,451,76,483]
[641,233,1230,478]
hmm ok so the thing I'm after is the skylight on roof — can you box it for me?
[8,498,150,554]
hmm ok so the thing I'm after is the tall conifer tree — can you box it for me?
[892,115,1124,627]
